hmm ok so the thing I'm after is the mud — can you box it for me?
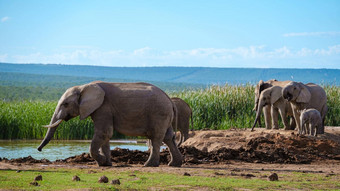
[1,127,340,166]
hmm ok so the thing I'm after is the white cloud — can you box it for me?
[133,47,151,56]
[283,31,340,37]
[1,16,9,22]
[0,54,8,61]
[2,45,340,68]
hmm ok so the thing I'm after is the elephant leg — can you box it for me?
[144,137,163,167]
[99,140,112,166]
[90,115,113,166]
[292,109,301,134]
[263,105,272,129]
[177,131,183,147]
[313,125,318,137]
[306,122,310,135]
[289,117,296,130]
[90,135,111,166]
[303,122,309,135]
[257,114,262,127]
[163,127,182,167]
[183,128,189,143]
[279,109,290,130]
[318,105,327,134]
[271,107,279,129]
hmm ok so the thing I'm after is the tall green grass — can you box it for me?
[324,85,340,126]
[0,84,339,139]
[0,101,94,139]
[172,84,255,130]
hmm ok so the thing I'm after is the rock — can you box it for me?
[72,175,80,181]
[98,175,109,183]
[30,181,39,186]
[34,175,42,181]
[183,172,191,176]
[16,170,21,173]
[268,173,278,181]
[111,179,121,185]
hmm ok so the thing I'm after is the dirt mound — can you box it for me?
[180,127,340,164]
[56,153,95,164]
[0,156,51,164]
[2,127,340,165]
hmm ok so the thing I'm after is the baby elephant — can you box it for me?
[300,109,323,136]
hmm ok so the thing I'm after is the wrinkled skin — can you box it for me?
[171,97,193,146]
[300,108,323,136]
[282,82,327,135]
[38,81,182,167]
[252,86,294,131]
[254,79,294,129]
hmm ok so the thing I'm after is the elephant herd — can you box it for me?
[37,80,327,168]
[251,79,327,136]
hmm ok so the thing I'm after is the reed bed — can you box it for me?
[0,101,93,139]
[0,84,339,139]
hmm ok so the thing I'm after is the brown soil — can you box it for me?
[1,127,340,176]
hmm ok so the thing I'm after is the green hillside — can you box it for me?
[1,63,339,85]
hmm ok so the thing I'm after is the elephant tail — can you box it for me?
[172,103,178,142]
[190,110,194,130]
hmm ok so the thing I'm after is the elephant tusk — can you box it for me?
[43,119,63,128]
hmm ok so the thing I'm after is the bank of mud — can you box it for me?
[1,127,340,166]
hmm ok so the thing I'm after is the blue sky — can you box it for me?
[0,0,339,68]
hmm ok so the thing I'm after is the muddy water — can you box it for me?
[0,140,148,161]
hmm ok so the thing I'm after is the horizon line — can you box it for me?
[1,62,340,70]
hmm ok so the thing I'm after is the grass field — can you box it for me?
[0,84,339,139]
[0,166,339,190]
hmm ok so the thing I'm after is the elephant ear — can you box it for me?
[270,86,283,104]
[296,83,311,103]
[257,80,265,94]
[79,83,105,120]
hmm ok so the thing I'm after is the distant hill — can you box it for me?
[0,62,339,85]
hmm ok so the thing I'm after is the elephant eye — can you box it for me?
[63,103,69,107]
[294,87,296,90]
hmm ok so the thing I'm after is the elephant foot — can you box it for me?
[97,162,112,167]
[95,157,112,167]
[144,160,159,167]
[168,160,182,167]
[91,154,111,167]
[284,127,290,130]
[272,127,279,130]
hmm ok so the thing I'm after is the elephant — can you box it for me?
[171,97,193,146]
[37,81,182,167]
[251,86,294,131]
[253,79,294,130]
[300,108,322,136]
[282,82,327,135]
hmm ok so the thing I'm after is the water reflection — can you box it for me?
[0,140,148,161]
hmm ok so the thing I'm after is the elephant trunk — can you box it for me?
[251,103,263,131]
[37,112,62,151]
[253,100,259,111]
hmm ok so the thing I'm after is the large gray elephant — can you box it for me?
[282,82,327,134]
[300,108,323,136]
[37,81,182,167]
[254,79,293,129]
[252,86,294,131]
[171,97,193,146]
